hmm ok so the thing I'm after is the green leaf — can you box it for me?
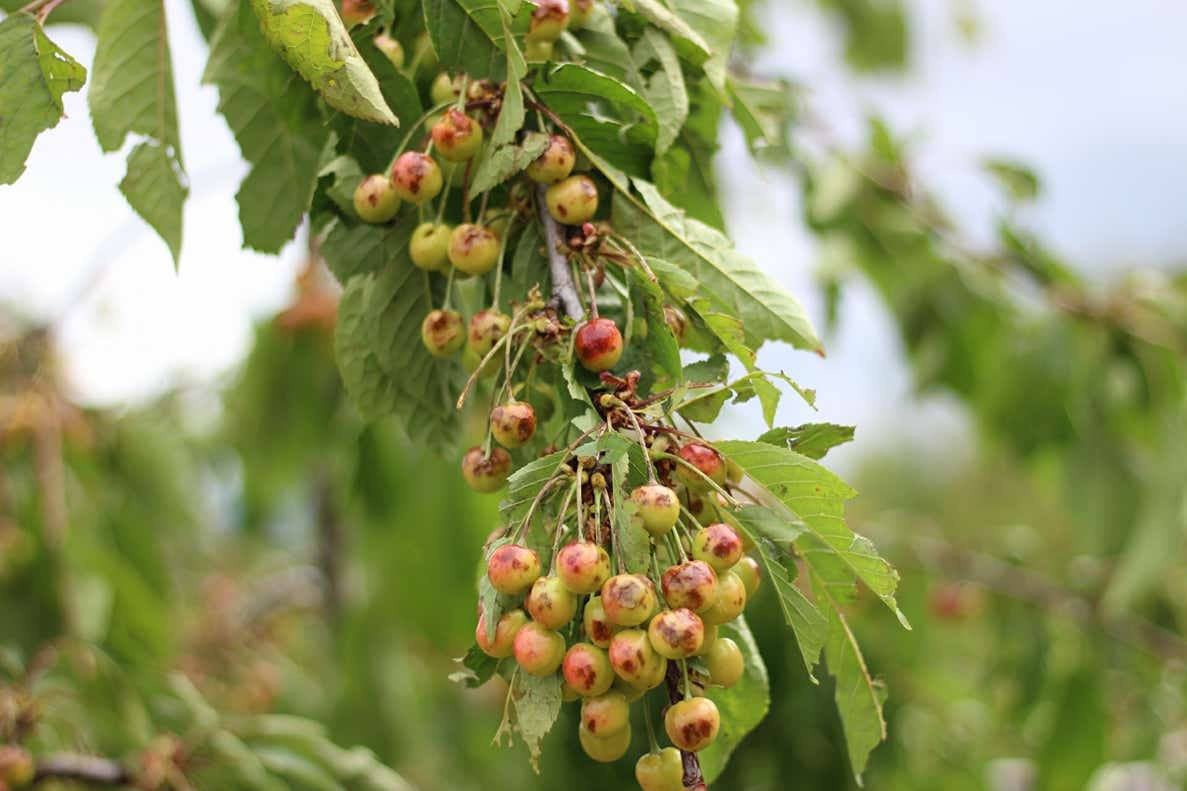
[88,0,187,262]
[450,644,500,688]
[535,63,658,146]
[629,267,683,387]
[666,0,738,94]
[321,210,413,281]
[728,74,795,157]
[204,0,328,252]
[610,442,651,573]
[698,617,771,782]
[613,179,823,353]
[757,423,855,459]
[318,155,365,217]
[0,13,86,185]
[249,0,397,124]
[633,29,688,156]
[509,670,562,772]
[632,0,711,65]
[423,0,522,79]
[574,6,637,83]
[488,16,527,148]
[499,451,567,523]
[335,274,400,419]
[470,131,549,195]
[983,156,1040,202]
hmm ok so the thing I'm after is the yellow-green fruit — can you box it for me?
[705,637,744,687]
[583,596,616,648]
[562,679,581,702]
[580,690,630,736]
[487,543,542,594]
[526,576,578,630]
[430,71,463,105]
[463,446,513,494]
[545,174,599,225]
[527,0,569,42]
[647,608,705,660]
[660,560,718,613]
[421,308,464,356]
[410,222,452,271]
[579,721,631,762]
[691,523,744,572]
[563,642,615,697]
[601,573,657,627]
[675,442,726,492]
[631,653,668,691]
[526,134,577,184]
[525,37,554,62]
[696,624,719,656]
[630,483,680,537]
[374,32,404,68]
[556,541,612,594]
[608,628,663,686]
[412,31,438,72]
[491,401,537,449]
[701,570,746,626]
[431,109,484,162]
[732,555,762,597]
[468,309,511,356]
[664,697,720,752]
[475,608,529,658]
[514,621,566,676]
[390,151,443,204]
[353,174,401,223]
[612,673,646,702]
[636,747,683,791]
[448,224,501,275]
[0,745,34,788]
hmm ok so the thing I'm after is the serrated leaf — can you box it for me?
[510,671,562,772]
[633,28,688,155]
[204,0,328,252]
[628,267,683,386]
[499,451,568,523]
[698,617,771,782]
[758,423,855,460]
[632,0,711,63]
[613,179,823,353]
[334,274,400,419]
[423,0,523,79]
[321,209,412,280]
[250,0,397,124]
[489,15,526,148]
[318,155,365,217]
[451,644,500,688]
[0,13,86,185]
[610,443,651,573]
[119,141,187,261]
[470,131,549,195]
[668,0,738,94]
[728,74,795,157]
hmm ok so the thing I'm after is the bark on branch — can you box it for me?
[34,753,132,786]
[536,184,582,320]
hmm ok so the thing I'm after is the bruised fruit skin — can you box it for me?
[608,628,663,686]
[705,636,744,687]
[468,309,511,356]
[601,573,657,626]
[701,569,746,625]
[562,642,614,697]
[462,446,512,493]
[353,174,401,223]
[513,621,566,676]
[431,109,484,162]
[636,747,684,791]
[486,543,541,593]
[634,653,669,691]
[647,608,705,660]
[579,721,631,762]
[527,0,569,42]
[692,523,744,572]
[733,555,762,597]
[556,541,611,594]
[421,309,464,356]
[676,442,727,491]
[391,151,443,204]
[661,560,718,613]
[582,596,616,648]
[630,483,680,536]
[490,402,537,448]
[374,32,404,68]
[581,691,630,735]
[430,71,463,105]
[340,0,374,25]
[574,318,623,372]
[526,134,576,184]
[665,697,720,752]
[448,224,501,275]
[526,576,578,629]
[410,223,451,271]
[0,745,34,787]
[546,174,599,225]
[475,608,528,658]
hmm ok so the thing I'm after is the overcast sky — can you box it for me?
[1,0,1184,465]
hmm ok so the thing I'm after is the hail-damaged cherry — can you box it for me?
[569,0,594,28]
[486,543,541,594]
[546,174,599,225]
[513,621,565,676]
[374,32,404,68]
[430,71,464,105]
[581,690,630,735]
[705,636,744,687]
[661,560,718,613]
[467,309,511,356]
[692,523,744,572]
[630,483,680,536]
[526,576,578,629]
[574,318,623,372]
[353,174,401,223]
[431,109,484,162]
[665,697,720,752]
[526,134,576,184]
[733,555,762,597]
[675,442,727,491]
[701,569,747,626]
[447,224,500,275]
[475,608,528,658]
[410,223,451,271]
[601,573,657,626]
[339,0,374,26]
[582,595,616,648]
[490,402,537,448]
[527,0,569,42]
[556,541,611,594]
[607,628,664,687]
[647,608,705,660]
[421,309,464,357]
[391,151,443,204]
[562,642,614,697]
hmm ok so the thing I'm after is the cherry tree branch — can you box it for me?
[34,753,131,786]
[536,184,582,320]
[665,662,707,791]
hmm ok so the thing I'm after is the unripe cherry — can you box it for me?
[705,636,744,687]
[430,71,464,105]
[579,721,631,762]
[574,318,623,372]
[561,679,581,702]
[391,151,443,204]
[340,0,374,26]
[527,0,569,42]
[664,697,720,752]
[475,608,528,658]
[468,309,511,355]
[581,690,630,735]
[486,543,541,594]
[582,595,616,648]
[676,442,727,491]
[569,0,594,28]
[661,560,718,613]
[556,541,611,594]
[374,32,404,68]
[636,747,683,791]
[691,523,744,572]
[431,108,484,162]
[447,223,500,275]
[647,608,705,660]
[410,222,451,271]
[513,621,566,676]
[732,555,762,597]
[701,570,746,626]
[353,174,401,223]
[546,174,599,225]
[608,628,663,686]
[601,573,657,626]
[696,624,719,656]
[630,483,680,536]
[633,652,669,691]
[526,576,578,629]
[562,642,614,697]
[686,490,721,524]
[524,37,553,62]
[725,457,744,485]
[421,309,464,356]
[490,401,537,448]
[462,446,512,493]
[526,134,576,184]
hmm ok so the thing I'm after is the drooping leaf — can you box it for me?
[633,29,688,156]
[450,643,500,688]
[757,423,855,459]
[0,13,86,185]
[698,617,771,782]
[320,209,412,281]
[509,670,562,772]
[118,141,188,263]
[470,131,550,195]
[335,274,400,419]
[728,74,795,158]
[488,15,527,148]
[423,0,524,79]
[499,451,568,523]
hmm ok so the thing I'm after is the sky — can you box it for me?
[1,0,1185,466]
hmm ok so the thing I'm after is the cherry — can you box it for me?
[580,690,630,736]
[612,673,646,702]
[524,38,553,62]
[527,0,569,42]
[701,570,746,626]
[468,309,511,356]
[663,304,688,344]
[391,151,443,204]
[475,608,528,658]
[546,174,599,225]
[696,624,719,656]
[0,745,34,788]
[430,71,464,106]
[630,483,680,536]
[526,575,578,629]
[579,721,631,763]
[374,32,404,68]
[725,458,744,485]
[574,318,623,372]
[353,174,401,223]
[647,608,705,660]
[513,621,566,676]
[705,636,744,687]
[486,543,541,594]
[490,401,537,448]
[421,309,465,356]
[339,0,374,26]
[636,747,683,791]
[448,224,501,275]
[556,541,611,594]
[675,442,726,491]
[562,642,614,697]
[561,679,581,702]
[660,560,718,613]
[732,555,761,597]
[431,109,484,162]
[691,523,744,572]
[664,697,720,752]
[601,573,657,626]
[410,223,451,271]
[686,491,720,524]
[582,595,616,648]
[608,628,663,686]
[526,134,576,184]
[569,0,594,28]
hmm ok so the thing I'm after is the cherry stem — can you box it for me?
[618,403,658,482]
[642,695,661,753]
[656,453,740,508]
[584,264,600,318]
[664,662,709,791]
[535,184,582,319]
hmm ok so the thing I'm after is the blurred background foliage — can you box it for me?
[3,0,1187,789]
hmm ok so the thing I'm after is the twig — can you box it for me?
[536,184,582,320]
[664,662,707,791]
[33,753,131,786]
[313,467,343,625]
